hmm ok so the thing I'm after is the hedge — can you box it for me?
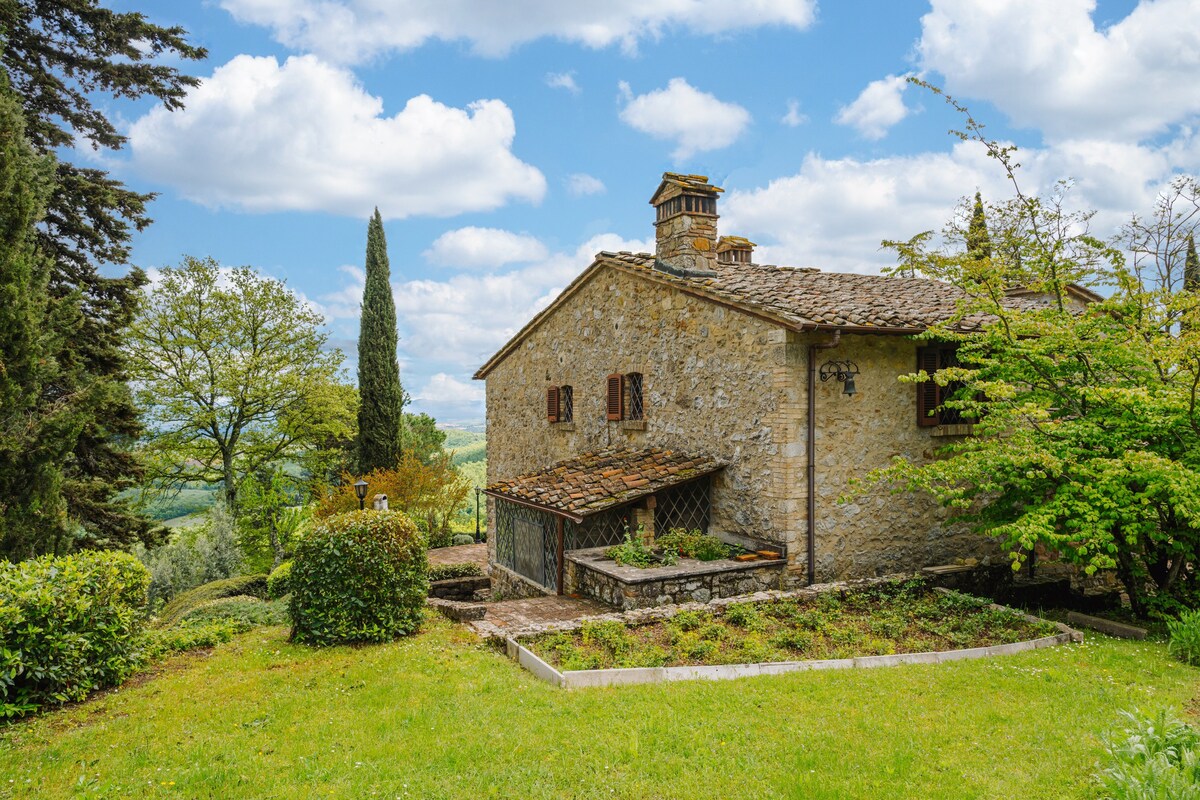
[289,510,428,645]
[0,551,150,718]
[156,574,268,628]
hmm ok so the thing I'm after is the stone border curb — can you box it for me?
[505,591,1083,690]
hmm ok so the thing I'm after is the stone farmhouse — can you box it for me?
[474,172,1088,601]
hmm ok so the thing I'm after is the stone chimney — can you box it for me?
[649,173,722,275]
[716,236,755,265]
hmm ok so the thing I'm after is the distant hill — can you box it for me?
[442,427,486,465]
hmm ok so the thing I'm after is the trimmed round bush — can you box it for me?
[267,560,293,599]
[289,510,428,645]
[0,550,150,718]
[451,534,475,546]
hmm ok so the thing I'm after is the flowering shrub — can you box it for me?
[289,510,428,645]
[0,551,150,718]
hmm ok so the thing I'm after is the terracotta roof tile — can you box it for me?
[485,448,722,519]
[598,251,1044,332]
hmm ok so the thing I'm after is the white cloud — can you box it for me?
[321,231,653,421]
[781,99,807,127]
[566,173,606,196]
[546,71,580,93]
[220,0,817,62]
[918,0,1200,142]
[722,134,1197,274]
[834,74,911,140]
[424,227,549,269]
[618,78,751,160]
[413,373,486,417]
[128,54,546,218]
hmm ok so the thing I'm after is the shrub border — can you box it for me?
[505,587,1084,689]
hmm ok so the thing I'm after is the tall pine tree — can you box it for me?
[356,209,406,473]
[0,1,204,551]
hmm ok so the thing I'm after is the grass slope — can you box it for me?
[1,618,1196,799]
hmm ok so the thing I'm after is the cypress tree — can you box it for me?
[0,83,80,558]
[1186,234,1199,292]
[967,191,991,260]
[356,209,406,473]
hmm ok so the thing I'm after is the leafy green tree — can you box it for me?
[127,257,352,518]
[356,209,406,473]
[402,412,446,464]
[0,0,205,550]
[866,80,1200,616]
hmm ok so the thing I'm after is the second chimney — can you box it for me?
[649,173,722,274]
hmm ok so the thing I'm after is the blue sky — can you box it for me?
[104,0,1197,424]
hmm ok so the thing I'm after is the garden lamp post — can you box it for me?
[354,478,369,511]
[474,487,482,543]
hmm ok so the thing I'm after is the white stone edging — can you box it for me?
[505,600,1083,690]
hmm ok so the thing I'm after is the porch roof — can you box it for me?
[484,447,722,522]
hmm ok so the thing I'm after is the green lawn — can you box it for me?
[2,618,1196,800]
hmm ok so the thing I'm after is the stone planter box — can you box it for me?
[564,547,788,609]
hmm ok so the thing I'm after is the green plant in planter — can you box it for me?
[656,528,733,561]
[605,525,656,568]
[289,510,428,645]
[1167,609,1200,666]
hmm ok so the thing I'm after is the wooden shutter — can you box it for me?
[546,386,560,422]
[916,347,941,427]
[606,374,624,421]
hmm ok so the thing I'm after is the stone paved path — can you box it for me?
[469,595,612,639]
[428,542,488,568]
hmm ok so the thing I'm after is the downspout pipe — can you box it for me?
[806,329,842,585]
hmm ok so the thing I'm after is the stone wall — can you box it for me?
[484,261,999,585]
[484,265,797,563]
[564,549,790,610]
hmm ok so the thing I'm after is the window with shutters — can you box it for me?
[546,386,560,423]
[606,374,624,420]
[559,385,573,423]
[916,345,967,427]
[626,372,644,420]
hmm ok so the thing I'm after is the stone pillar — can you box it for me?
[632,503,656,546]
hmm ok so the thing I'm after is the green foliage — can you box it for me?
[0,1,205,555]
[1166,609,1200,667]
[1096,709,1200,799]
[451,534,475,546]
[178,596,290,629]
[605,525,656,567]
[529,582,1057,671]
[139,619,240,662]
[357,209,406,473]
[127,257,351,518]
[267,560,294,599]
[428,562,482,582]
[446,432,487,465]
[403,413,446,465]
[0,550,150,718]
[289,510,428,646]
[134,487,219,522]
[655,528,734,561]
[0,81,77,559]
[133,502,244,608]
[866,81,1200,617]
[157,574,269,628]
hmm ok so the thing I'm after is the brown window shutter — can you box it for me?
[916,346,941,427]
[546,386,560,422]
[606,374,624,421]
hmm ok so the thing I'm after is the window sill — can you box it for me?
[550,421,576,432]
[930,423,974,437]
[619,419,647,431]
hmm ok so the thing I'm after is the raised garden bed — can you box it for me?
[510,581,1081,688]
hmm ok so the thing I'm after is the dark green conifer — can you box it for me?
[967,191,991,260]
[1185,234,1199,292]
[356,209,406,473]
